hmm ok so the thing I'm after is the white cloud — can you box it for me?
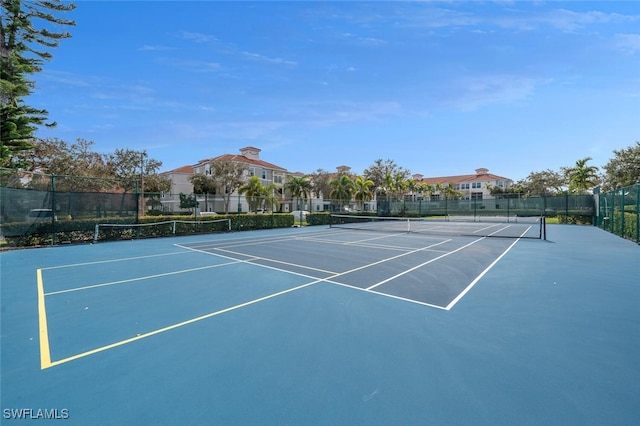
[241,51,297,66]
[41,70,92,87]
[447,75,544,111]
[294,101,403,127]
[178,31,218,43]
[157,58,222,73]
[139,45,175,51]
[356,36,387,47]
[530,9,637,32]
[613,33,640,54]
[378,5,639,34]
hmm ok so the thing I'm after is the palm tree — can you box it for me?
[393,173,408,199]
[564,157,600,194]
[238,176,264,213]
[284,175,311,211]
[353,175,374,211]
[420,183,434,200]
[433,182,443,200]
[262,183,281,213]
[329,174,355,211]
[444,184,461,200]
[382,173,394,197]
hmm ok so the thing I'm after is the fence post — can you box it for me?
[619,189,625,239]
[636,183,640,243]
[51,174,57,246]
[636,182,640,244]
[135,180,140,239]
[473,198,477,221]
[610,192,614,233]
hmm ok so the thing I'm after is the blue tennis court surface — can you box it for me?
[1,224,639,425]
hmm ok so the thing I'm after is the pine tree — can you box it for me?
[1,0,76,166]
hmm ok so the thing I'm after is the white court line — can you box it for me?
[41,279,322,369]
[445,237,522,310]
[183,228,338,250]
[174,243,329,282]
[177,237,483,309]
[183,227,423,252]
[40,250,194,270]
[212,247,340,275]
[38,230,523,369]
[286,235,446,253]
[326,280,448,310]
[473,223,507,234]
[176,238,453,289]
[189,228,385,251]
[366,237,486,291]
[44,228,514,309]
[44,259,251,296]
[190,228,452,255]
[304,231,452,252]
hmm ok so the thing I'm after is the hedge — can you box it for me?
[0,213,295,247]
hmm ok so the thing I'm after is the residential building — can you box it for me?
[191,147,288,213]
[160,149,514,215]
[158,165,194,213]
[413,168,513,201]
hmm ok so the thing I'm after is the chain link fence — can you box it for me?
[595,184,640,244]
[2,167,609,247]
[1,168,138,246]
[377,193,594,222]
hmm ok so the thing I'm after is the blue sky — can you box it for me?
[31,1,639,181]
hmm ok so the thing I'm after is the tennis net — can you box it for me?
[93,219,231,243]
[329,214,546,239]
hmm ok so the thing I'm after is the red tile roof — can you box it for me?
[163,165,193,174]
[416,172,511,185]
[196,154,287,171]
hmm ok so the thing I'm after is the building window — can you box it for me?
[471,192,483,201]
[472,182,481,189]
[274,175,283,184]
[249,168,255,177]
[261,170,267,179]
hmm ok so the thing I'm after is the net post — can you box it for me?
[542,216,547,240]
[93,224,100,243]
[172,220,177,235]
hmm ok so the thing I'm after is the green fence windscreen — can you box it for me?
[1,169,138,246]
[595,183,640,244]
[376,194,595,221]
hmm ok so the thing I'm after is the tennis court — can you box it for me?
[1,223,639,425]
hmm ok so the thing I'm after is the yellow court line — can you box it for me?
[37,269,52,369]
[38,234,470,369]
[41,280,320,369]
